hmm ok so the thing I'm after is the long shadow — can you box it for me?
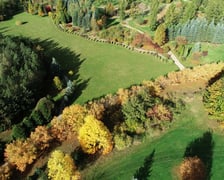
[134,149,155,180]
[0,27,8,34]
[71,146,101,171]
[15,37,89,115]
[39,38,88,96]
[184,131,214,180]
[106,18,119,28]
[0,35,88,127]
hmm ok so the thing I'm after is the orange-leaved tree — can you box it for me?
[179,156,206,180]
[4,139,37,172]
[30,126,53,151]
[78,115,113,155]
[47,150,80,180]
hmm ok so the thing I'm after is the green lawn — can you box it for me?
[0,13,176,104]
[200,43,224,63]
[82,95,224,180]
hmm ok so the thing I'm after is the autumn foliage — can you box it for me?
[78,115,113,155]
[203,75,224,121]
[47,150,80,180]
[4,139,37,172]
[30,126,53,151]
[50,104,88,141]
[155,63,224,89]
[179,157,206,180]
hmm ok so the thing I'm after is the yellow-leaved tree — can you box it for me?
[78,115,113,155]
[47,150,80,180]
[62,104,88,133]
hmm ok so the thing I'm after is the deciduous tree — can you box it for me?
[179,157,206,180]
[4,139,37,172]
[154,23,166,46]
[30,126,53,151]
[62,104,88,133]
[78,115,113,155]
[47,150,80,180]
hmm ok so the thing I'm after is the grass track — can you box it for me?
[0,13,176,104]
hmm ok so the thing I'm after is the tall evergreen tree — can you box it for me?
[149,0,159,30]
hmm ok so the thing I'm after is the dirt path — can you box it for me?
[121,19,144,34]
[168,51,185,70]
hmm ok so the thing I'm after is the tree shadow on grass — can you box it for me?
[184,131,214,180]
[0,27,9,34]
[33,38,89,107]
[134,149,155,180]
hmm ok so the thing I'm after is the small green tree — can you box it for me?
[11,123,26,139]
[154,23,166,46]
[165,3,179,27]
[53,76,63,90]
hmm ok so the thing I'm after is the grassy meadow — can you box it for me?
[0,13,176,104]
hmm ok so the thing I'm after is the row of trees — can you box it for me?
[2,61,224,178]
[164,0,224,28]
[168,18,224,44]
[27,0,112,31]
[0,76,177,178]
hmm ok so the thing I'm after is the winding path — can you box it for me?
[121,21,144,34]
[121,19,185,70]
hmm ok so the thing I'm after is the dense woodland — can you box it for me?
[0,0,224,179]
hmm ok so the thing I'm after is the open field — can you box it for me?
[82,95,224,180]
[0,13,176,104]
[200,43,224,63]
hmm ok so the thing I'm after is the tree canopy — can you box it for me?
[47,150,80,180]
[78,115,113,155]
[0,36,46,128]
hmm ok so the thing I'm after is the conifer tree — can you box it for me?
[149,0,159,30]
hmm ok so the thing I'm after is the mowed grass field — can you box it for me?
[201,43,224,63]
[0,13,176,104]
[82,96,224,180]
